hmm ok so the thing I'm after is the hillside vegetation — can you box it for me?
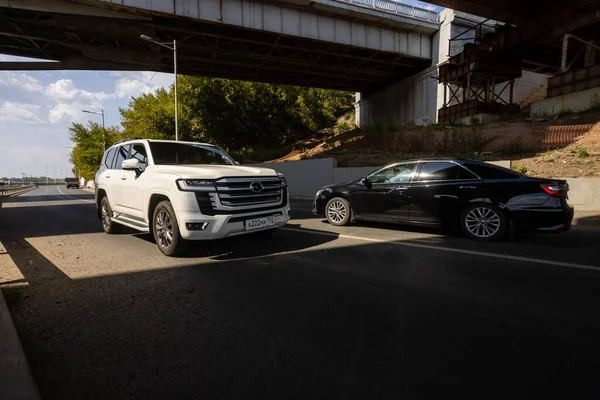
[69,76,353,180]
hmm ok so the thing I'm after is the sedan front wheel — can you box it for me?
[325,197,352,226]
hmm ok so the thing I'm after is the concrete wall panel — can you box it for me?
[365,26,381,50]
[223,0,243,26]
[335,19,352,45]
[251,158,336,199]
[176,0,199,18]
[101,0,435,57]
[263,4,282,32]
[333,167,379,183]
[199,0,220,22]
[380,29,395,52]
[397,31,408,55]
[407,32,421,57]
[282,8,301,36]
[352,23,367,48]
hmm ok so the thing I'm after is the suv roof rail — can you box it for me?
[112,136,144,146]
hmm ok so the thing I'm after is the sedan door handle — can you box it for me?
[459,186,476,189]
[120,175,127,180]
[395,186,408,192]
[105,174,111,178]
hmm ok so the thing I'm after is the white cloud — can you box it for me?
[0,101,44,124]
[0,71,43,92]
[45,79,112,102]
[48,101,102,124]
[114,72,173,98]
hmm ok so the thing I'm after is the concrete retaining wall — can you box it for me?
[565,178,600,211]
[253,158,600,210]
[531,87,600,117]
[251,158,336,199]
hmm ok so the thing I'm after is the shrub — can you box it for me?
[578,148,590,158]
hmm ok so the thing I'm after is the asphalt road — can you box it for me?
[2,186,600,399]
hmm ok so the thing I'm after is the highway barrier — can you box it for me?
[0,185,35,198]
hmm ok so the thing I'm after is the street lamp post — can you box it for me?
[82,109,105,150]
[140,34,179,141]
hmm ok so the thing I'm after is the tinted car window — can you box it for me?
[417,162,478,181]
[129,144,148,171]
[113,145,130,170]
[103,148,117,169]
[368,163,417,184]
[464,163,520,180]
[149,142,234,166]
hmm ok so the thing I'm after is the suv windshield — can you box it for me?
[149,142,235,166]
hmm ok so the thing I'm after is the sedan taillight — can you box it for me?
[541,183,568,198]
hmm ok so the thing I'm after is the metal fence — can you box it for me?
[335,0,440,23]
[0,185,35,198]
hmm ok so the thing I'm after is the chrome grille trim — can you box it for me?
[214,177,284,210]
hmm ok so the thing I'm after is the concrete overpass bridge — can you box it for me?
[0,0,439,92]
[1,0,599,123]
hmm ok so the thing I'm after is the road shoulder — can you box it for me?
[0,241,41,400]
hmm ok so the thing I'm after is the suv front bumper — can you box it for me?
[177,206,291,240]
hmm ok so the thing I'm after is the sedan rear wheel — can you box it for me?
[461,203,506,241]
[325,197,352,226]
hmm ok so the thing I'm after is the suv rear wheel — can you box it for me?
[100,197,123,234]
[152,200,189,256]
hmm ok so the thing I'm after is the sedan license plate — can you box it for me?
[245,216,275,231]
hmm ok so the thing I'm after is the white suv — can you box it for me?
[95,138,290,256]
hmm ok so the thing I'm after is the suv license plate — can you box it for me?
[245,216,275,231]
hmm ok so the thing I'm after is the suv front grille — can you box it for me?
[215,177,284,209]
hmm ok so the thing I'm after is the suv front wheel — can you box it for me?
[152,200,189,256]
[100,197,123,234]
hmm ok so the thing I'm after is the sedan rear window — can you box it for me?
[417,162,478,181]
[464,163,520,180]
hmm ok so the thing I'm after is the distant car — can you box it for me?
[65,178,80,189]
[313,159,574,241]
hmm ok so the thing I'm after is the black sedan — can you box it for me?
[313,159,574,241]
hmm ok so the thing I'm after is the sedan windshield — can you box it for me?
[149,142,235,166]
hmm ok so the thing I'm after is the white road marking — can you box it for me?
[56,185,95,204]
[281,227,600,272]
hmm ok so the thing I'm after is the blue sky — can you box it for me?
[0,0,441,179]
[0,54,174,179]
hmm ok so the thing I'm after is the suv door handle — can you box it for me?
[120,175,127,180]
[460,186,476,189]
[105,174,111,178]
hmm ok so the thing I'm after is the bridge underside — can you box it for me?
[0,5,431,93]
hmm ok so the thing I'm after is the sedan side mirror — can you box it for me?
[122,159,141,175]
[360,177,371,187]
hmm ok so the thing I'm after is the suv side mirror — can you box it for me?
[122,158,140,172]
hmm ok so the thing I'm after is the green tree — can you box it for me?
[119,76,353,151]
[69,122,124,180]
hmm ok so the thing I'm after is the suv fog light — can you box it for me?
[186,222,209,231]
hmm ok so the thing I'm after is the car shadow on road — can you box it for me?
[3,226,600,400]
[132,223,339,260]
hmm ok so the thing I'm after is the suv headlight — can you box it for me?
[176,179,215,192]
[278,173,287,187]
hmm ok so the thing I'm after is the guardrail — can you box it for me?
[335,0,440,23]
[0,185,35,198]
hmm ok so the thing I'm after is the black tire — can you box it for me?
[460,203,507,241]
[325,197,353,226]
[100,197,123,234]
[152,200,189,256]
